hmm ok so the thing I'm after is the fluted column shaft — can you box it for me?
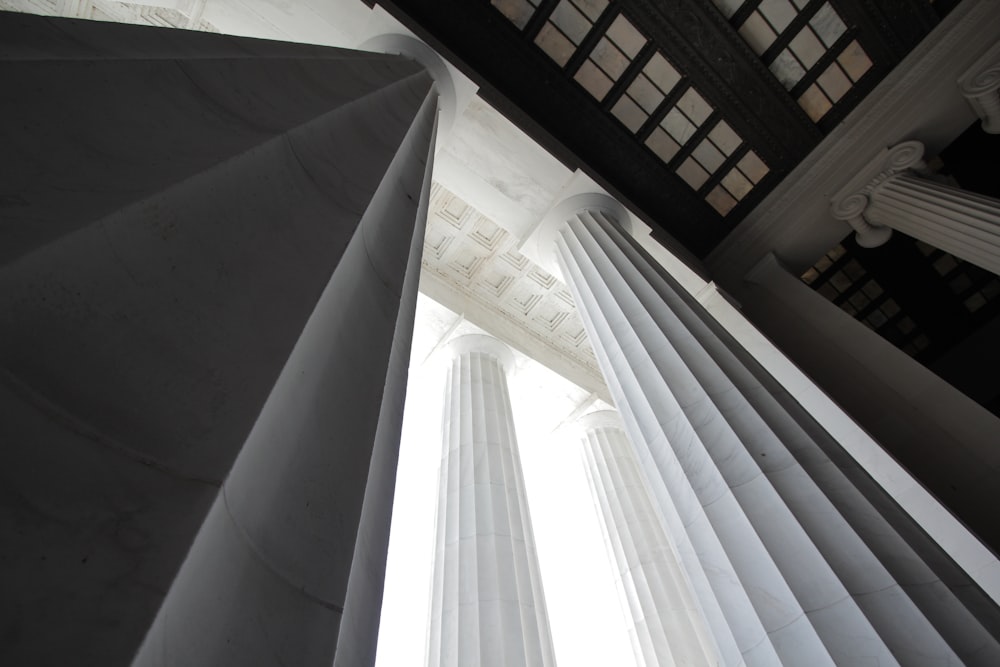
[427,335,555,667]
[127,71,439,667]
[548,197,1000,666]
[1,15,441,666]
[577,410,718,667]
[742,252,1000,554]
[867,173,1000,275]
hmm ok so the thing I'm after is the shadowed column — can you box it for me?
[0,12,438,666]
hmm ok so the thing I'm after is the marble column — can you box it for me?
[576,410,719,667]
[427,335,556,667]
[0,12,439,667]
[129,82,439,667]
[831,140,1000,275]
[742,252,1000,563]
[543,194,1000,666]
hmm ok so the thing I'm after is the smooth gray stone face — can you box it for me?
[0,11,417,266]
[0,11,435,667]
[740,253,1000,555]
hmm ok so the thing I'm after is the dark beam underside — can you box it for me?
[372,0,939,258]
[618,0,822,170]
[374,0,738,257]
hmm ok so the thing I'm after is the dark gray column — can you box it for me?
[0,12,437,667]
[0,11,419,267]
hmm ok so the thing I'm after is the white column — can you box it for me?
[577,410,719,667]
[427,335,556,667]
[540,194,1000,666]
[741,252,1000,573]
[831,140,1000,275]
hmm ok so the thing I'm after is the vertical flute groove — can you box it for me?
[426,336,555,667]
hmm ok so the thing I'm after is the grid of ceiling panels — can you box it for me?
[713,0,873,123]
[801,241,1000,359]
[490,0,770,217]
[492,0,539,29]
[801,244,931,357]
[913,241,1000,318]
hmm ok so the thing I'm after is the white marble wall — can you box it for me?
[427,335,556,667]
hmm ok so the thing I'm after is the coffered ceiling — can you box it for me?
[420,183,610,399]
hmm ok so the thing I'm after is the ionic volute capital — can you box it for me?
[829,140,927,248]
[958,41,1000,135]
[875,140,927,183]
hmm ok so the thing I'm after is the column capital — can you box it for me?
[522,190,630,277]
[576,409,625,435]
[443,333,515,371]
[357,33,460,139]
[958,40,1000,134]
[829,140,926,248]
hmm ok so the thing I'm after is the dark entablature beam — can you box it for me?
[371,0,732,256]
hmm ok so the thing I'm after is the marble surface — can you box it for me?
[419,183,608,401]
[133,69,439,667]
[551,204,1000,665]
[0,0,607,408]
[578,411,720,666]
[427,335,556,667]
[0,12,436,664]
[6,4,1000,665]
